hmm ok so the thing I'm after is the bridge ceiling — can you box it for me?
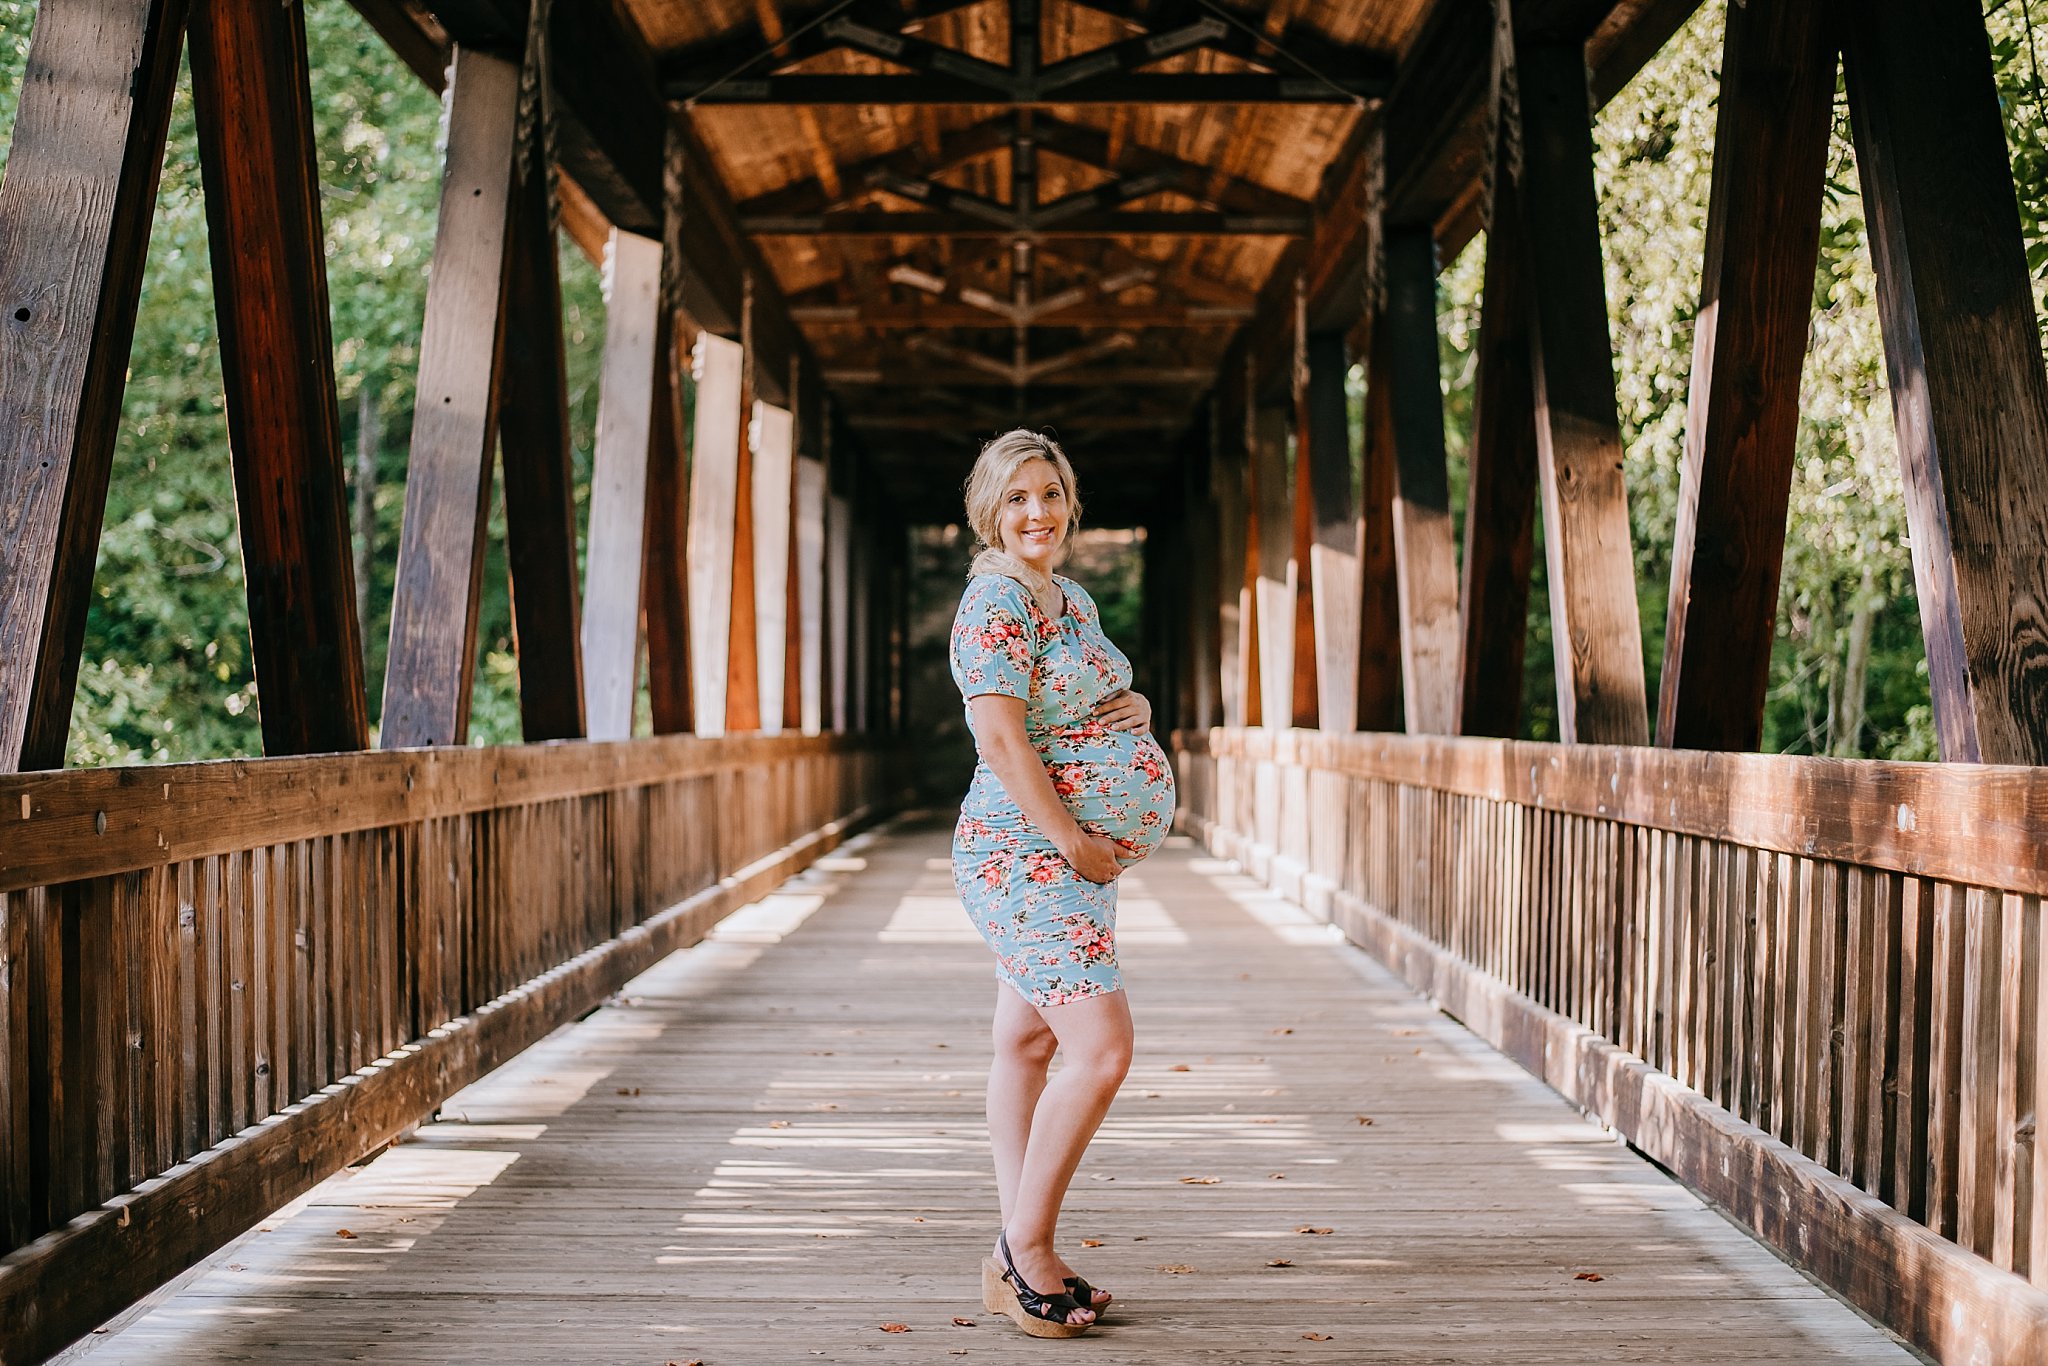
[615,0,1428,521]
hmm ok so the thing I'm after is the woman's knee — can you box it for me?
[995,1015,1058,1067]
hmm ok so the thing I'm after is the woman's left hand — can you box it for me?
[1093,688,1152,734]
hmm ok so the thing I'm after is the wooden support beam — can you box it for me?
[726,295,764,735]
[1657,0,1832,752]
[380,48,521,749]
[1382,226,1462,736]
[1287,354,1321,731]
[742,210,1310,237]
[1456,180,1542,739]
[579,231,664,741]
[0,0,188,771]
[188,0,368,757]
[1844,0,2048,764]
[1514,38,1650,746]
[1253,406,1297,730]
[671,73,1380,106]
[689,333,746,737]
[797,457,828,734]
[497,109,587,742]
[641,314,692,735]
[1302,330,1356,731]
[826,487,853,733]
[750,403,796,736]
[1357,331,1405,732]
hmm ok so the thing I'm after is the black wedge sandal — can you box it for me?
[982,1230,1096,1338]
[1065,1273,1112,1319]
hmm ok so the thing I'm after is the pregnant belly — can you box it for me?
[1045,729,1177,863]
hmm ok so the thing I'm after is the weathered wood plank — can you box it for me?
[1511,37,1649,746]
[497,107,586,743]
[380,48,521,749]
[1381,226,1462,735]
[1842,0,2048,764]
[188,0,368,757]
[750,403,796,737]
[1657,0,1833,752]
[688,333,746,738]
[0,0,189,771]
[580,230,665,742]
[1457,167,1540,739]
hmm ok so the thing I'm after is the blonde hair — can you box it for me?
[962,429,1082,608]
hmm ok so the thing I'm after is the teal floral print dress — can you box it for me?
[949,572,1177,1006]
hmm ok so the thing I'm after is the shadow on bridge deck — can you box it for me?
[64,816,1914,1364]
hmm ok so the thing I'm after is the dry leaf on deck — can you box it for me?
[952,1316,977,1326]
[334,1229,357,1239]
[1267,1259,1294,1267]
[880,1322,912,1332]
[1355,1116,1374,1126]
[1575,1271,1604,1282]
[1081,1238,1104,1248]
[1303,1332,1333,1341]
[1180,1176,1221,1184]
[1297,1226,1332,1235]
[1158,1264,1196,1274]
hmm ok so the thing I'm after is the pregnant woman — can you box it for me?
[948,429,1176,1338]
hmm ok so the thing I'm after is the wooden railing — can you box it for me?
[0,733,895,1364]
[1174,726,2048,1366]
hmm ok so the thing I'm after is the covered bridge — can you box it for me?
[3,0,2048,1361]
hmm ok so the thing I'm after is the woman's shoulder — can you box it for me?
[960,572,1035,612]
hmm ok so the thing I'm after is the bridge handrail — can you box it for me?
[0,732,893,1364]
[1175,726,2048,1366]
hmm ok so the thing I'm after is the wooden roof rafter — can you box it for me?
[662,0,1391,106]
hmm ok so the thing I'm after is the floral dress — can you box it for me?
[949,572,1177,1006]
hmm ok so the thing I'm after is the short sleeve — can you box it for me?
[950,575,1036,701]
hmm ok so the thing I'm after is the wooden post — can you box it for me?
[1304,330,1361,732]
[797,456,827,734]
[1659,0,1834,752]
[1514,36,1650,746]
[188,0,368,756]
[689,333,745,737]
[497,103,587,742]
[641,312,692,734]
[750,402,796,736]
[826,488,853,734]
[1254,406,1296,730]
[726,285,763,734]
[1288,292,1322,730]
[1457,170,1541,739]
[379,48,521,749]
[1844,0,2048,764]
[576,230,664,742]
[0,0,189,770]
[1357,326,1405,732]
[1382,224,1462,735]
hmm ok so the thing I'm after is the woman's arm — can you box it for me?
[967,693,1124,884]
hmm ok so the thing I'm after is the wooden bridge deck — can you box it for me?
[66,817,1915,1364]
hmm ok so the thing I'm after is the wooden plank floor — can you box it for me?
[67,816,1918,1364]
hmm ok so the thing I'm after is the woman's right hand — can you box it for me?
[1064,831,1124,884]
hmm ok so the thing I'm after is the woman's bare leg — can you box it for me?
[999,989,1133,1320]
[988,984,1057,1225]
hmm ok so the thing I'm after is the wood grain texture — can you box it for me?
[1457,166,1540,739]
[498,110,587,743]
[379,48,521,750]
[187,0,368,758]
[1381,228,1461,736]
[1512,37,1650,746]
[0,0,189,771]
[1657,0,1833,752]
[1357,333,1406,732]
[688,333,746,738]
[1843,0,2048,765]
[750,403,796,736]
[641,312,693,735]
[581,230,665,742]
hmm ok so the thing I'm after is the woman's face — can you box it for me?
[997,456,1069,572]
